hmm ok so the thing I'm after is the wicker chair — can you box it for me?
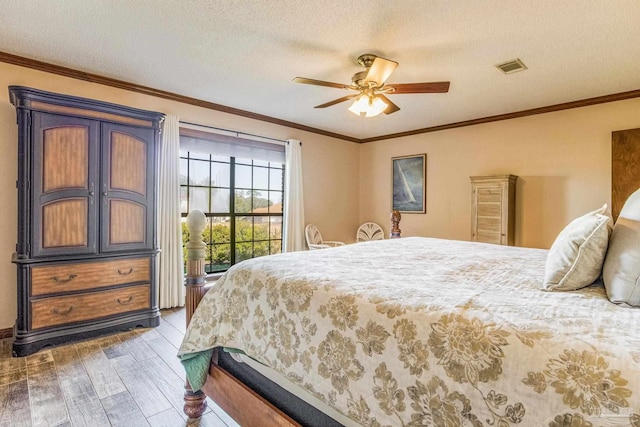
[305,224,345,250]
[356,222,385,242]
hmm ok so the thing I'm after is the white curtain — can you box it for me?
[157,115,185,308]
[283,139,306,252]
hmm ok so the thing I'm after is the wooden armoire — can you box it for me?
[10,86,162,356]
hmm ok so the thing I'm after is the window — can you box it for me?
[180,128,285,274]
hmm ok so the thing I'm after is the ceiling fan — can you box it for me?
[293,53,450,117]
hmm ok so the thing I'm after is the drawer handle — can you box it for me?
[51,274,78,283]
[117,268,134,275]
[52,306,74,316]
[117,296,133,305]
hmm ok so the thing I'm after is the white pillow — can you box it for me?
[543,204,613,291]
[603,189,640,307]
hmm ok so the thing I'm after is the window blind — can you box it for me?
[179,127,285,164]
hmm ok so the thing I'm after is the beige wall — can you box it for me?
[0,62,361,329]
[360,98,640,248]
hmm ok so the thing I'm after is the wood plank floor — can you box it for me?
[0,308,240,427]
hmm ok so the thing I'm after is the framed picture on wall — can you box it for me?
[392,154,426,213]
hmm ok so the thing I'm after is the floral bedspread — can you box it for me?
[178,237,640,426]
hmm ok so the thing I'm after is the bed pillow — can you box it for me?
[543,204,612,291]
[603,189,640,307]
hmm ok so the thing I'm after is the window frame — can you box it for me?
[180,149,284,274]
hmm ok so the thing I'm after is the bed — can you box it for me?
[179,218,640,427]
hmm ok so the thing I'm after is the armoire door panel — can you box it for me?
[42,126,89,192]
[109,199,146,245]
[42,199,89,248]
[33,113,99,257]
[109,131,147,196]
[101,122,155,252]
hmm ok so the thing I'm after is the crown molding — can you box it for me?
[359,89,640,143]
[2,51,639,145]
[0,51,359,143]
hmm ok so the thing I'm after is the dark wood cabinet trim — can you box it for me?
[30,101,153,127]
[9,86,163,128]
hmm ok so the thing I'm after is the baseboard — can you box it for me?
[0,327,13,339]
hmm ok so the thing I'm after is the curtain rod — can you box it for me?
[179,120,290,145]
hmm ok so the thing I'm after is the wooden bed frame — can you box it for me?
[183,281,299,426]
[181,211,302,425]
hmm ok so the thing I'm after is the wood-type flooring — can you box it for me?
[0,308,239,427]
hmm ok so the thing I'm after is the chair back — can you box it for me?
[356,222,384,242]
[305,224,323,246]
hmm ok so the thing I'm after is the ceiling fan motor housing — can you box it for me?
[352,70,369,87]
[356,54,377,68]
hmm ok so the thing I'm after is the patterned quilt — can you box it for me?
[179,237,640,426]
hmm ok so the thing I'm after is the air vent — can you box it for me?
[496,58,527,74]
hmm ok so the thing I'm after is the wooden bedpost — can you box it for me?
[390,209,402,238]
[183,210,208,419]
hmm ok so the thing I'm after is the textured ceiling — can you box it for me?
[1,0,639,140]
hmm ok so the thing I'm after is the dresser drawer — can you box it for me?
[31,257,150,296]
[31,284,150,329]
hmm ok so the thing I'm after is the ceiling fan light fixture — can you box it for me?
[294,53,449,116]
[348,94,388,117]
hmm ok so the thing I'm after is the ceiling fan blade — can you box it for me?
[314,95,357,109]
[364,57,398,86]
[293,77,352,90]
[386,81,450,94]
[378,94,400,114]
